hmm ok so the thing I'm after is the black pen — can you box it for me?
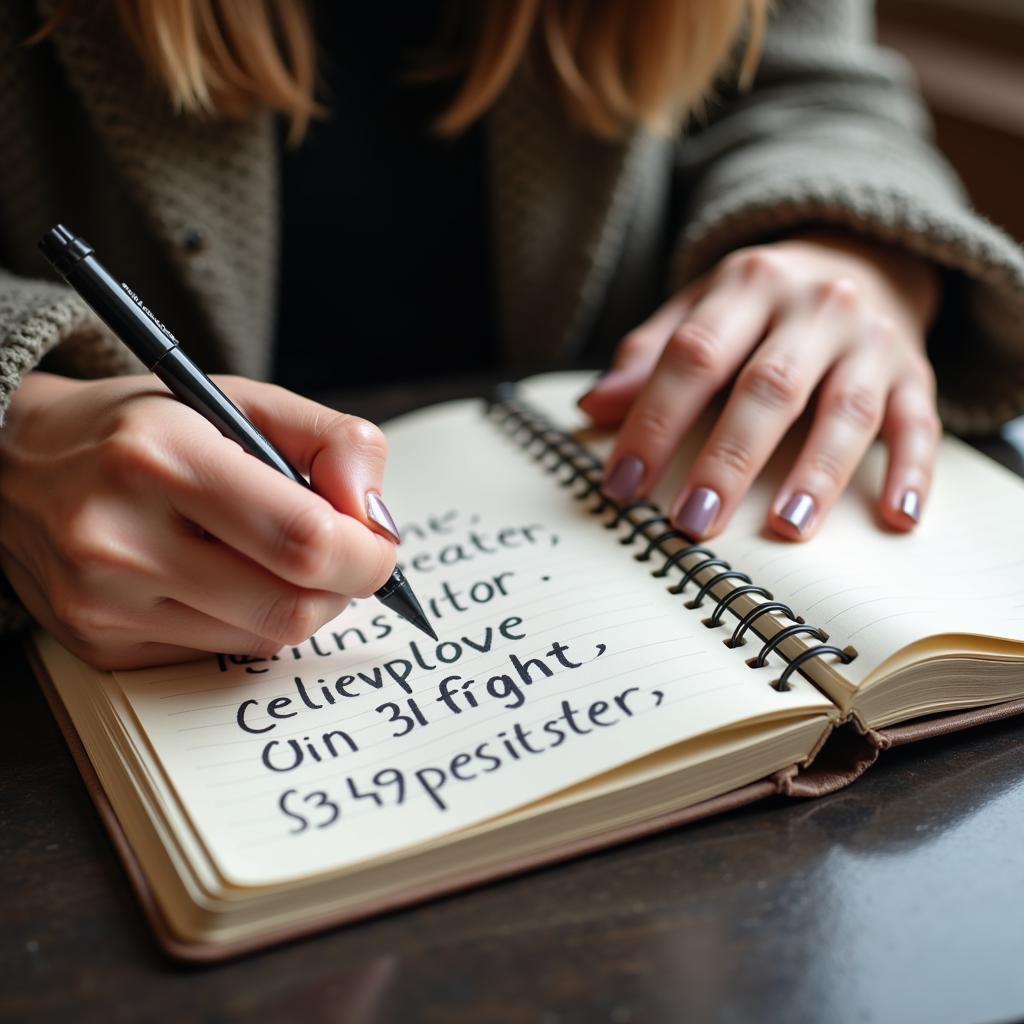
[39,224,436,641]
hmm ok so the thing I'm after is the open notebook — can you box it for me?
[31,371,1024,960]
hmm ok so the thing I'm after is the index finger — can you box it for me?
[601,284,776,502]
[214,378,395,535]
[170,434,397,597]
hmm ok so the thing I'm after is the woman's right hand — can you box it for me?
[0,372,398,670]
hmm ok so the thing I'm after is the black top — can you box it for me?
[273,2,495,394]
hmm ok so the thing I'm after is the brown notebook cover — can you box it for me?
[29,639,1024,963]
[26,387,1024,960]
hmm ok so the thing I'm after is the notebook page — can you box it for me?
[520,374,1024,693]
[711,437,1024,688]
[112,397,834,888]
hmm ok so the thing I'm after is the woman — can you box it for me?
[0,0,1021,669]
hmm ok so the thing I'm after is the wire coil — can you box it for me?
[488,393,857,693]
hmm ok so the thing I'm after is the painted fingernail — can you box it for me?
[779,491,816,535]
[578,369,622,406]
[603,454,645,502]
[899,489,921,523]
[596,366,630,385]
[673,486,721,538]
[366,492,401,543]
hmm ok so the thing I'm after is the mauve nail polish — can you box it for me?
[779,491,816,534]
[604,454,645,502]
[674,487,721,538]
[366,492,401,543]
[900,489,921,523]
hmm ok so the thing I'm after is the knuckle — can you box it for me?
[664,322,721,375]
[99,429,170,484]
[277,503,338,580]
[703,436,754,478]
[339,416,388,461]
[738,358,804,410]
[812,277,860,310]
[724,248,783,284]
[98,432,140,477]
[258,590,323,645]
[57,512,119,573]
[629,407,677,447]
[51,589,114,643]
[807,448,848,488]
[826,385,884,433]
[56,514,100,570]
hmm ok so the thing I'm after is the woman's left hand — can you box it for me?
[578,230,942,540]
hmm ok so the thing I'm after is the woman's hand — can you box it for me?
[0,372,398,670]
[579,230,942,540]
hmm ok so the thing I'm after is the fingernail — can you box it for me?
[673,486,721,538]
[595,367,627,386]
[603,454,645,503]
[578,369,621,406]
[899,489,921,523]
[366,492,401,543]
[779,491,816,535]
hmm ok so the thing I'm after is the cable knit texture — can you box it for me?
[0,0,1022,634]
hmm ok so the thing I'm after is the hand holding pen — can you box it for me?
[0,226,433,671]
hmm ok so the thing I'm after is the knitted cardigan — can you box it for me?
[1,0,1023,632]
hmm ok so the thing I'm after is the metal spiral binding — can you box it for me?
[487,393,858,692]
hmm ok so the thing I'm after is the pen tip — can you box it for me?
[403,607,437,641]
[400,596,437,640]
[374,571,437,642]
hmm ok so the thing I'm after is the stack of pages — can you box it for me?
[33,372,1024,959]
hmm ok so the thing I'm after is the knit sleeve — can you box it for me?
[671,0,1024,435]
[0,267,139,425]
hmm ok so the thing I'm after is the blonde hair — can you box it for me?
[35,0,766,142]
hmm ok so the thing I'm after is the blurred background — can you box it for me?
[878,0,1024,451]
[878,0,1024,241]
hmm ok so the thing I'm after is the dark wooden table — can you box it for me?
[4,376,1024,1024]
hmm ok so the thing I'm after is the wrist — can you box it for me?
[782,226,940,332]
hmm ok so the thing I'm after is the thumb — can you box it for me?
[218,377,401,544]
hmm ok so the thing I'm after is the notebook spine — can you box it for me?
[488,394,858,693]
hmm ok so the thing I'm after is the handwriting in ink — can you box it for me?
[274,685,666,834]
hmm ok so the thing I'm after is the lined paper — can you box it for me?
[114,397,833,887]
[712,437,1024,686]
[517,374,1024,693]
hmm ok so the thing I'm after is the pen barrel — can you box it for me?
[62,256,178,368]
[38,227,431,633]
[152,350,310,489]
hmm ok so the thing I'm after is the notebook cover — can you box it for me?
[27,638,1024,962]
[26,640,790,961]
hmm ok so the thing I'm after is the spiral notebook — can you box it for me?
[31,371,1024,961]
